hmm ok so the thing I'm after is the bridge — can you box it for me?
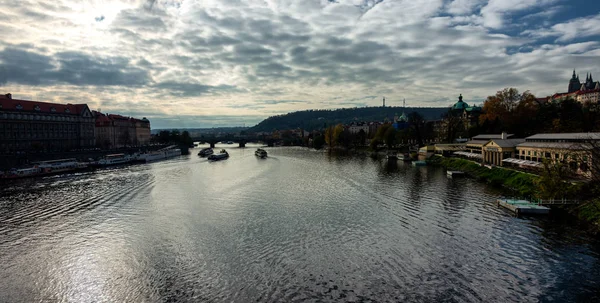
[191,135,277,148]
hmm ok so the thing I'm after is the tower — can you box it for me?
[383,97,385,107]
[568,69,582,93]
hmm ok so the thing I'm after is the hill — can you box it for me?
[249,106,449,132]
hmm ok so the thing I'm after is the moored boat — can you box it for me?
[35,158,88,175]
[208,149,229,161]
[386,152,398,160]
[198,148,214,157]
[255,148,267,158]
[1,167,41,179]
[91,154,134,167]
[0,158,89,179]
[138,147,182,162]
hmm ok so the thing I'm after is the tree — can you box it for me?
[313,135,325,150]
[325,124,344,148]
[408,112,425,147]
[181,131,193,147]
[383,126,397,147]
[535,159,575,200]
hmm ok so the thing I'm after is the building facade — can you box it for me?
[0,93,95,152]
[515,133,599,177]
[94,112,151,149]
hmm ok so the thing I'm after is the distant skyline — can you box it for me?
[1,0,600,128]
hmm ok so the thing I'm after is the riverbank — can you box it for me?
[428,155,600,235]
[428,156,539,197]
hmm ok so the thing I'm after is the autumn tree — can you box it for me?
[325,124,344,148]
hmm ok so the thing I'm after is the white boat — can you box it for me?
[386,152,398,160]
[255,148,267,158]
[1,167,41,179]
[92,154,133,167]
[138,147,182,162]
[35,158,82,174]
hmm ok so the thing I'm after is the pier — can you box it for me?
[496,199,550,215]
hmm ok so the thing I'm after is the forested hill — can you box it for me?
[249,106,449,132]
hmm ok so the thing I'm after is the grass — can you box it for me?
[429,156,539,197]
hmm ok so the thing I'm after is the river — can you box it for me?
[1,145,599,302]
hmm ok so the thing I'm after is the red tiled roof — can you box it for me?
[0,95,88,115]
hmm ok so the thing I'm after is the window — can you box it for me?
[50,107,56,112]
[16,104,23,110]
[34,105,41,111]
[65,108,70,113]
[528,151,531,156]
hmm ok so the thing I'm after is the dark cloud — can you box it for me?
[95,15,105,22]
[0,47,150,86]
[153,82,239,97]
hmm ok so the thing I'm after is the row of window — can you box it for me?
[0,112,94,122]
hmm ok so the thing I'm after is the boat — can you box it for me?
[91,154,134,167]
[198,148,214,157]
[1,167,41,179]
[386,152,398,160]
[35,158,88,174]
[208,149,229,161]
[255,148,267,158]
[1,158,89,179]
[138,146,182,162]
[412,160,427,166]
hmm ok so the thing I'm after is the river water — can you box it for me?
[1,145,599,302]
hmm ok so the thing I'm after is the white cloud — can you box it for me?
[523,13,600,42]
[480,0,559,29]
[0,0,598,128]
[446,0,484,15]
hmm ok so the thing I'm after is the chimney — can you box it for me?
[501,132,507,140]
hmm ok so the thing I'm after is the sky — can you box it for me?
[1,0,600,128]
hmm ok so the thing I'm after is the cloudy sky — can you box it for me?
[1,0,599,128]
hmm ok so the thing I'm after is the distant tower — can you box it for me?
[568,69,582,93]
[403,98,406,109]
[383,97,386,107]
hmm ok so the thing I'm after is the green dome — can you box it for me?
[452,94,469,110]
[398,112,408,122]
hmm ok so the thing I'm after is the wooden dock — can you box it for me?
[496,199,550,215]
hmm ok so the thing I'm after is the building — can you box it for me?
[392,112,409,130]
[0,93,95,152]
[348,122,369,134]
[481,138,525,166]
[551,70,600,104]
[94,112,151,149]
[450,94,482,128]
[454,133,515,161]
[513,133,600,177]
[368,121,382,138]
